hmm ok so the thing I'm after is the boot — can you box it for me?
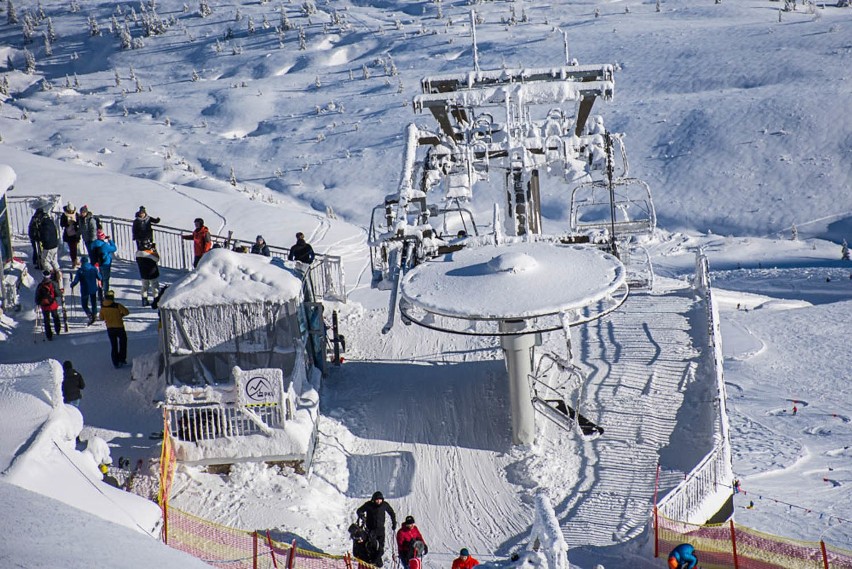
[142,297,149,307]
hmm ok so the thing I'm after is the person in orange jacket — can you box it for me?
[396,515,427,568]
[182,217,212,268]
[452,548,479,569]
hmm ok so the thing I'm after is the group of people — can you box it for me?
[350,492,478,569]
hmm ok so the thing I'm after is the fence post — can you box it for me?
[344,552,353,569]
[820,540,829,569]
[730,519,739,569]
[287,539,298,569]
[267,531,280,569]
[253,531,259,569]
[653,506,659,558]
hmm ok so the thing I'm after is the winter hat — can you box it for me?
[80,205,88,214]
[371,491,384,501]
[460,549,470,557]
[256,235,264,241]
[404,516,415,525]
[80,255,89,264]
[63,360,73,371]
[64,202,76,213]
[105,290,115,299]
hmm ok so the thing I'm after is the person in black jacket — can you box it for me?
[131,206,160,250]
[251,235,271,257]
[38,212,61,275]
[28,208,46,268]
[135,241,160,306]
[288,232,315,265]
[62,360,85,407]
[355,491,397,567]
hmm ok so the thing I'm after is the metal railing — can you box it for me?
[6,196,347,302]
[165,402,286,443]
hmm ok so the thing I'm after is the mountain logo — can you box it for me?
[245,376,275,403]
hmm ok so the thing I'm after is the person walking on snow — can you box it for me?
[182,217,212,268]
[90,231,117,300]
[35,270,62,340]
[288,232,315,264]
[131,206,160,250]
[396,516,427,569]
[78,205,100,256]
[668,543,698,569]
[99,290,129,368]
[135,241,160,307]
[452,548,479,569]
[251,235,270,257]
[60,202,82,268]
[70,255,101,325]
[28,208,45,268]
[37,210,61,276]
[356,491,397,567]
[61,360,85,407]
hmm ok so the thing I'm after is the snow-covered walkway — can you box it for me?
[560,284,709,547]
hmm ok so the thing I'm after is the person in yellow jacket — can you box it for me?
[99,290,130,369]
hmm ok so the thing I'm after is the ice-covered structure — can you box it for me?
[156,248,326,468]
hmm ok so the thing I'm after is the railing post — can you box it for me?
[267,530,279,569]
[253,531,259,569]
[820,540,829,569]
[653,506,659,559]
[287,539,298,569]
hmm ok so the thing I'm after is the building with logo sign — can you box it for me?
[155,248,326,470]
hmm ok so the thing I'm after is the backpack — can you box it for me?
[37,281,56,307]
[90,245,105,266]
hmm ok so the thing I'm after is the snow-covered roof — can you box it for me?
[400,241,625,320]
[0,164,16,194]
[160,248,304,310]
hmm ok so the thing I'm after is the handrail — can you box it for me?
[6,196,347,302]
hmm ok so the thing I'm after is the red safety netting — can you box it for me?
[658,511,852,569]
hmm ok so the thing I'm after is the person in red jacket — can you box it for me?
[182,217,212,268]
[452,548,479,569]
[396,515,427,568]
[35,270,62,341]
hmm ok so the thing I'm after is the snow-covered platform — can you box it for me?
[560,280,714,547]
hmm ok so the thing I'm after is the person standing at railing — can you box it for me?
[288,232,315,265]
[37,208,61,277]
[131,206,160,251]
[251,235,270,257]
[90,231,117,301]
[79,205,100,256]
[135,240,160,307]
[60,202,82,268]
[182,217,212,268]
[28,207,46,269]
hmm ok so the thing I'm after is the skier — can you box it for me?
[61,360,85,407]
[99,290,130,368]
[99,463,120,488]
[396,515,428,569]
[288,232,315,264]
[60,202,81,268]
[182,217,212,268]
[78,205,100,256]
[70,255,101,325]
[356,491,397,567]
[28,207,45,268]
[135,240,160,306]
[667,543,698,569]
[452,548,479,569]
[35,270,62,341]
[89,232,117,300]
[131,206,160,250]
[251,235,270,257]
[37,210,61,276]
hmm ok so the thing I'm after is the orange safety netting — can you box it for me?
[658,511,852,569]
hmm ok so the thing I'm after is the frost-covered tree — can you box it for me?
[120,25,132,49]
[229,167,237,186]
[0,76,9,96]
[88,15,101,36]
[23,48,35,74]
[114,68,121,87]
[69,0,80,14]
[199,0,212,18]
[135,77,143,92]
[47,17,57,42]
[191,69,199,82]
[362,64,370,80]
[298,25,306,50]
[6,0,17,25]
[302,1,317,16]
[40,78,52,91]
[247,16,255,34]
[842,239,850,261]
[234,8,242,22]
[656,0,661,12]
[791,224,798,241]
[6,55,13,72]
[280,7,292,30]
[43,33,52,56]
[22,13,35,44]
[314,75,321,88]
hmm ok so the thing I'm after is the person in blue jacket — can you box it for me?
[70,255,102,325]
[89,232,117,301]
[668,543,698,569]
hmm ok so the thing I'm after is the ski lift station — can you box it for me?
[155,248,326,469]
